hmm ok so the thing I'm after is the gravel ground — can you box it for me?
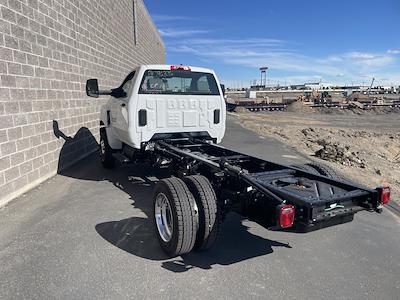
[236,105,400,204]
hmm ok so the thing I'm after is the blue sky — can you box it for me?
[145,0,400,88]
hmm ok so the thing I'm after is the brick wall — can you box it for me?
[0,0,165,206]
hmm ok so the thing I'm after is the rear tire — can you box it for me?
[100,128,115,169]
[153,177,198,257]
[184,175,221,251]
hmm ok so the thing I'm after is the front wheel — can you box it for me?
[100,128,115,169]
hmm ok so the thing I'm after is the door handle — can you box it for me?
[121,103,126,107]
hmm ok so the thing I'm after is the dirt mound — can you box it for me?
[285,101,315,113]
[369,106,400,114]
[314,140,365,168]
[314,107,349,115]
[235,106,250,113]
[238,113,400,203]
[314,105,400,115]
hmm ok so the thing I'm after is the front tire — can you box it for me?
[153,177,198,257]
[100,128,115,169]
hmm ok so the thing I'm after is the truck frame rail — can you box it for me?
[150,137,382,231]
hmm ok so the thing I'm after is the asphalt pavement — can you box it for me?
[0,115,399,299]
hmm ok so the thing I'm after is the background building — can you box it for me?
[0,0,165,205]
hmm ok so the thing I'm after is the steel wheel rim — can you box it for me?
[155,193,174,242]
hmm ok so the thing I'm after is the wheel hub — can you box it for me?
[155,193,174,242]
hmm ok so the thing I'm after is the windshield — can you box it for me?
[139,70,220,95]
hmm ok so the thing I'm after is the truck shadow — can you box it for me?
[55,124,292,272]
[95,214,292,272]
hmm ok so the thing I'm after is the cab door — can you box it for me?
[110,72,135,142]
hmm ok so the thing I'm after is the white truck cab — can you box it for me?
[87,65,226,151]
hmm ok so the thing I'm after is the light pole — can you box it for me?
[259,67,268,87]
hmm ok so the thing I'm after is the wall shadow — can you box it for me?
[53,120,99,171]
[53,120,292,272]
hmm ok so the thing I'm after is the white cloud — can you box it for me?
[387,49,400,54]
[168,38,344,76]
[348,52,379,60]
[152,15,193,22]
[373,73,400,85]
[344,52,394,67]
[165,37,400,85]
[151,12,399,85]
[184,38,283,47]
[158,29,209,38]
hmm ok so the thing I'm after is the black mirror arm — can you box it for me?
[110,88,127,98]
[98,90,113,96]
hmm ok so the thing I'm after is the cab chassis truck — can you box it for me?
[86,65,391,257]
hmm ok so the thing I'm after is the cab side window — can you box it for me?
[121,71,136,99]
[113,71,136,99]
[121,77,134,98]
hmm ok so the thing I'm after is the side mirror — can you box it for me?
[220,84,226,96]
[86,79,99,98]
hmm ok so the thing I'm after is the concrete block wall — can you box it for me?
[0,0,165,206]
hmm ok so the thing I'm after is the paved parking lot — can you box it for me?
[0,116,399,299]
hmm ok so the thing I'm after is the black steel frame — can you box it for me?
[151,138,380,229]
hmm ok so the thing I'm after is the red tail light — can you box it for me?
[170,65,191,71]
[380,187,390,205]
[279,204,295,228]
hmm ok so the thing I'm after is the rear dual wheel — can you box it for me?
[153,176,220,257]
[153,177,198,257]
[184,175,221,251]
